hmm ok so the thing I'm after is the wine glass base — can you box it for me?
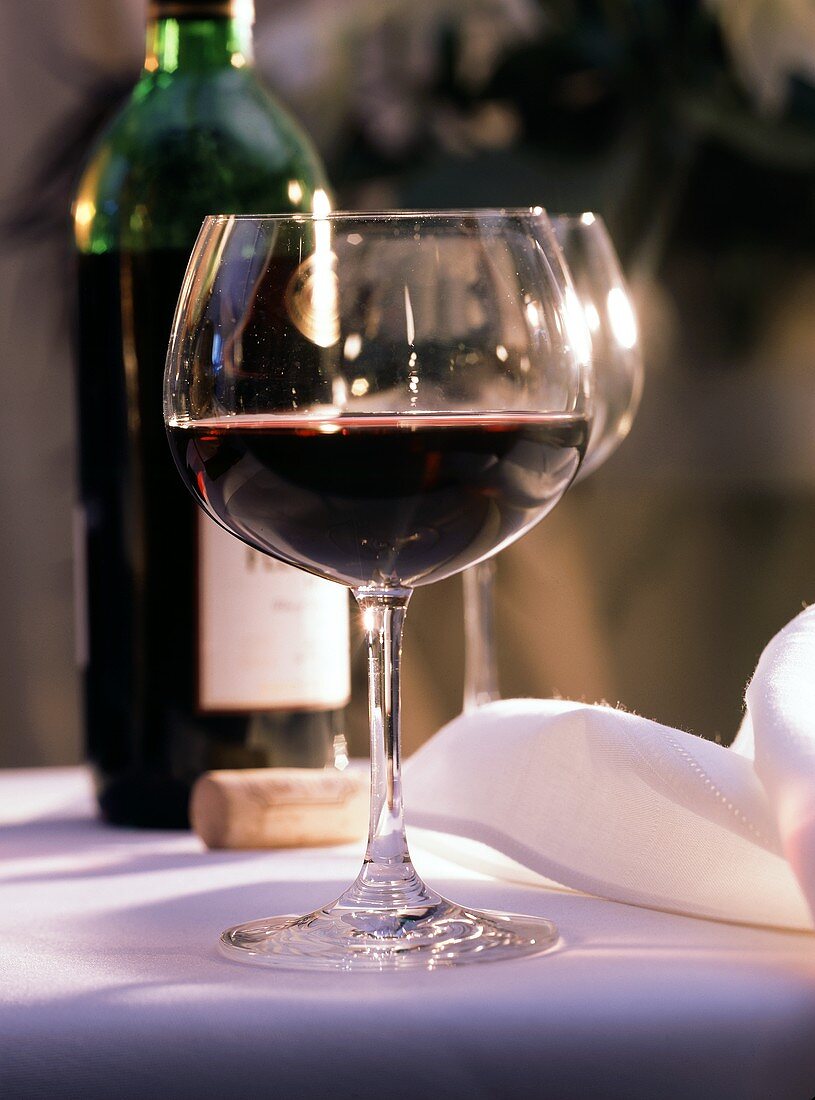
[219,897,558,971]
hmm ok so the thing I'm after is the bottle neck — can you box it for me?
[144,4,254,74]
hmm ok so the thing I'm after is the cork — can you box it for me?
[190,767,369,849]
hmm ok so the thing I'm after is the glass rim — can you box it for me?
[552,211,607,229]
[202,206,559,224]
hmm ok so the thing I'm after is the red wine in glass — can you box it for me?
[168,412,589,589]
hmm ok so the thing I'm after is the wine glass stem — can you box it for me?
[345,587,437,911]
[462,559,501,713]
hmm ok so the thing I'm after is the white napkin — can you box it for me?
[405,604,815,931]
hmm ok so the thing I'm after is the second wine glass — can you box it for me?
[463,212,643,711]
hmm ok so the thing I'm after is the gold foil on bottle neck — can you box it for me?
[148,1,254,21]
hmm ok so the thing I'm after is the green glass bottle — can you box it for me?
[73,0,351,828]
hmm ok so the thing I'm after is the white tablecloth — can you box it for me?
[1,768,814,1100]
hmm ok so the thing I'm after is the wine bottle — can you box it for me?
[72,0,350,828]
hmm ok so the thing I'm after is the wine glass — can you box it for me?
[164,209,589,970]
[462,212,643,711]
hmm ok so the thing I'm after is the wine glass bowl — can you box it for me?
[168,213,588,592]
[164,209,589,969]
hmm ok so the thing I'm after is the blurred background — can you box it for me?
[1,0,814,766]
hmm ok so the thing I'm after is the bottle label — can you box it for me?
[197,515,351,712]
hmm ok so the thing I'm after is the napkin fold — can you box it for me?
[405,604,815,931]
